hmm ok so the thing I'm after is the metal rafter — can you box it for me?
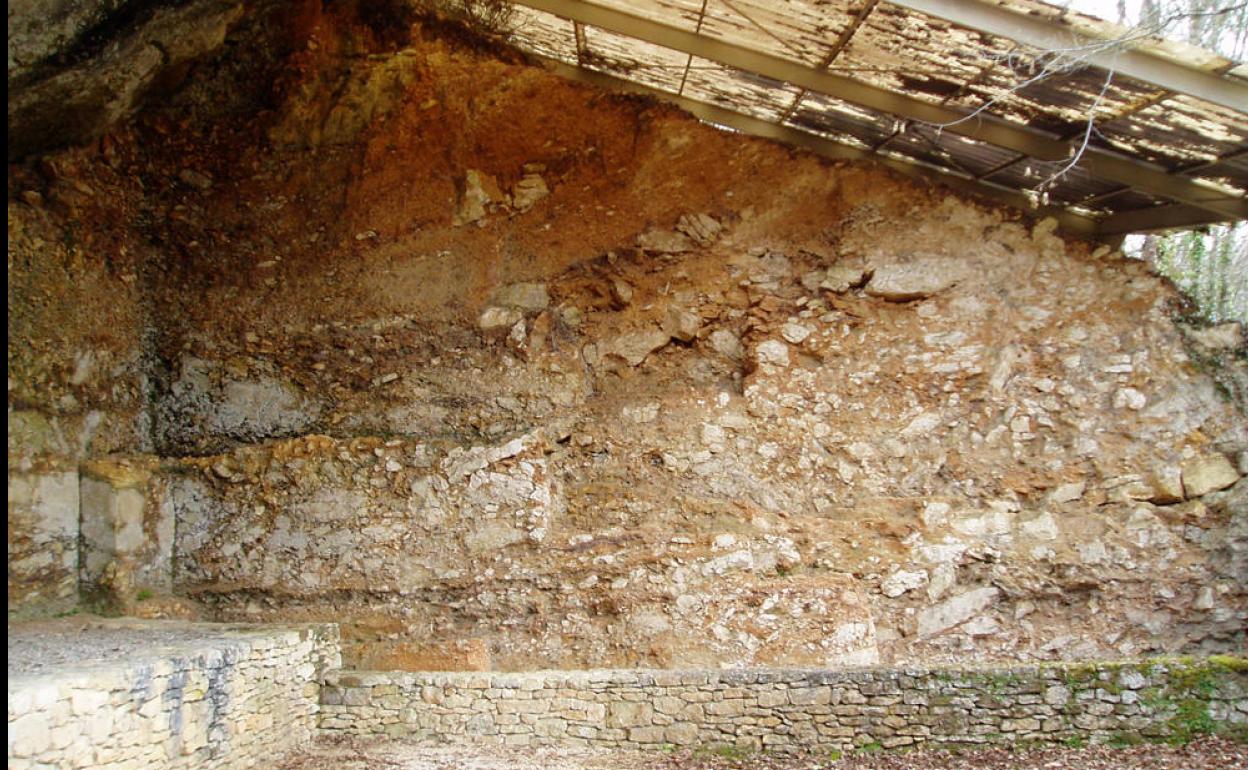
[507,0,1246,222]
[1079,144,1248,212]
[975,85,1169,184]
[676,0,710,96]
[718,0,807,60]
[885,0,1248,114]
[1098,202,1236,235]
[778,0,881,125]
[539,56,1101,236]
[573,20,588,66]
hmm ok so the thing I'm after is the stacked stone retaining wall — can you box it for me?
[7,623,340,769]
[320,658,1248,752]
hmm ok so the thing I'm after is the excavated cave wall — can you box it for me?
[7,3,1247,670]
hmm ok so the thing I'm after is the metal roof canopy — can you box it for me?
[500,0,1248,239]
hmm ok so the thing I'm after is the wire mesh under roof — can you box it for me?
[500,0,1248,238]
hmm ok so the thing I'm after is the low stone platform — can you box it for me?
[320,659,1248,753]
[7,617,340,769]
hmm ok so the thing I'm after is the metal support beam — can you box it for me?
[507,0,1246,221]
[539,56,1102,238]
[1098,202,1236,235]
[676,0,710,96]
[886,0,1248,114]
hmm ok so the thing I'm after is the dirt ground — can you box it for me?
[271,735,1248,770]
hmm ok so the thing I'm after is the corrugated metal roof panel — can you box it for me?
[1097,94,1248,169]
[681,57,805,120]
[784,90,897,147]
[501,0,1246,234]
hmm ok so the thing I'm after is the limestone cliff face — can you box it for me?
[7,5,1245,667]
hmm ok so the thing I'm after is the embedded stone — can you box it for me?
[492,283,550,311]
[865,261,956,301]
[708,329,745,361]
[638,228,694,254]
[479,306,523,331]
[603,327,671,367]
[881,569,928,598]
[755,339,790,367]
[663,306,702,342]
[1182,455,1239,498]
[917,586,1000,637]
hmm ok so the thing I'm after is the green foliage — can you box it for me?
[855,741,883,754]
[1140,223,1248,325]
[1207,655,1248,672]
[1063,735,1086,749]
[1166,699,1217,745]
[985,672,1023,694]
[136,589,154,602]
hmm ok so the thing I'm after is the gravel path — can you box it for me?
[272,736,1248,770]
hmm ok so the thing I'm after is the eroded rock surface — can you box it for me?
[6,5,1246,669]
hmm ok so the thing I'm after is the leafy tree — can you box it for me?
[1078,0,1248,324]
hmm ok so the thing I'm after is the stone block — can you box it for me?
[705,699,746,717]
[789,687,832,706]
[629,726,667,744]
[666,723,699,745]
[606,700,653,728]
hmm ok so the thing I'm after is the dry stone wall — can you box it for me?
[7,623,340,770]
[319,659,1248,752]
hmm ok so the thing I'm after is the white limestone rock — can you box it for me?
[1019,511,1059,541]
[1048,481,1085,504]
[916,586,1000,637]
[708,329,745,362]
[865,260,957,301]
[881,569,928,598]
[1148,465,1185,505]
[1114,387,1147,410]
[478,306,522,332]
[755,339,790,367]
[821,264,869,293]
[780,322,813,344]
